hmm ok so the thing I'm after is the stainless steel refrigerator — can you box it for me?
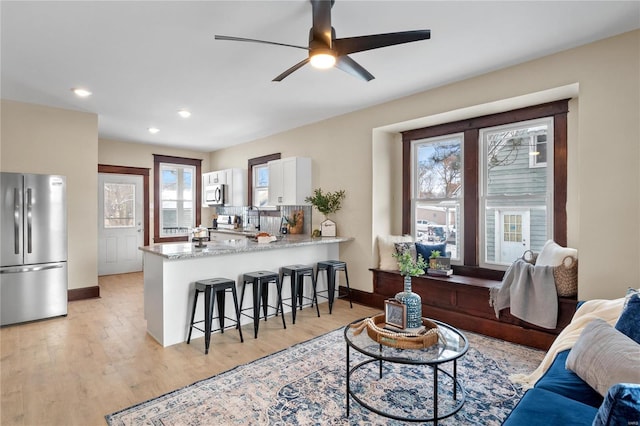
[1,172,68,326]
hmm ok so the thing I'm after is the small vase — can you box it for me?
[395,275,422,328]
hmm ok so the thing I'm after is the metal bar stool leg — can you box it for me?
[216,289,226,333]
[276,276,286,330]
[203,285,213,354]
[187,287,199,344]
[343,263,353,308]
[311,272,320,317]
[230,284,244,343]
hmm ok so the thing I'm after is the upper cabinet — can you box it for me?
[268,157,312,206]
[202,168,246,207]
[224,168,246,207]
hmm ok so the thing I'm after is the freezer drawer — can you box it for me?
[0,262,68,326]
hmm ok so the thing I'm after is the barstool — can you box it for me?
[315,260,353,314]
[239,270,286,338]
[187,278,244,354]
[278,264,320,324]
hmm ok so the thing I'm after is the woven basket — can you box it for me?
[350,313,445,349]
[553,255,578,297]
[521,251,578,297]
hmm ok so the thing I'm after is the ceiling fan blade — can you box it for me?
[335,55,374,82]
[215,35,309,51]
[333,30,430,56]
[310,0,333,46]
[273,58,311,82]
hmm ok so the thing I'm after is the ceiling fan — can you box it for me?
[215,0,431,82]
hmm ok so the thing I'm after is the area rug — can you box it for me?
[106,327,544,425]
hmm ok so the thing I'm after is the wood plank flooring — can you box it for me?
[0,272,379,426]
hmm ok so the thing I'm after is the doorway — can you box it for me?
[496,210,530,264]
[98,165,149,276]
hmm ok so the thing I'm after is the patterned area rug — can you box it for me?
[106,327,544,425]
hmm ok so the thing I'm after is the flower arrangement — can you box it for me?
[392,250,428,277]
[304,188,346,217]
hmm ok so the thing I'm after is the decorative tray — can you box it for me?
[350,313,445,349]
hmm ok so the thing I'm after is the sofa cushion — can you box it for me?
[377,235,413,270]
[593,383,640,426]
[566,319,640,396]
[535,350,603,408]
[615,291,640,344]
[415,242,447,262]
[536,239,577,267]
[503,388,599,426]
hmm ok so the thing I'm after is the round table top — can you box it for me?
[344,316,469,365]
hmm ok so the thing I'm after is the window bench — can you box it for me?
[370,268,577,350]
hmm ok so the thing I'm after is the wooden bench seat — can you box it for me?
[365,269,577,350]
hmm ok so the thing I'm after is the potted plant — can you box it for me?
[391,250,427,329]
[429,250,441,269]
[305,188,345,237]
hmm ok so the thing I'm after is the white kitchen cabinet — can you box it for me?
[268,157,312,206]
[202,168,246,207]
[202,170,227,186]
[224,168,247,206]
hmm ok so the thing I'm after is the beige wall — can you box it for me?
[98,138,213,242]
[3,30,637,300]
[1,100,98,290]
[210,30,640,300]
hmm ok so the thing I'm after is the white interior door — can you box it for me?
[497,210,530,264]
[98,173,143,275]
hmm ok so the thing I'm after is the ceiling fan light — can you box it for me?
[310,52,336,69]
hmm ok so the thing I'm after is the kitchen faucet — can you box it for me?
[248,206,261,232]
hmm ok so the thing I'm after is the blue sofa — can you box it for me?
[504,294,640,426]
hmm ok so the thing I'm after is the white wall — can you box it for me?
[1,100,99,290]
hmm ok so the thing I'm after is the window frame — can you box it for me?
[247,153,281,208]
[153,154,202,243]
[402,100,569,279]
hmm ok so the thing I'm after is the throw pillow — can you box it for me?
[593,383,640,426]
[566,319,640,396]
[394,242,417,261]
[615,292,640,344]
[377,235,413,270]
[415,242,447,262]
[536,239,578,267]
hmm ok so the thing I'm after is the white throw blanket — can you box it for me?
[490,259,558,329]
[510,297,625,388]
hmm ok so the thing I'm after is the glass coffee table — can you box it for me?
[344,317,469,424]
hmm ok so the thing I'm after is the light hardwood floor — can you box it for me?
[1,272,379,426]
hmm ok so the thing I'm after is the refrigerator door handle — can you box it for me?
[0,263,64,274]
[13,188,20,255]
[26,187,32,254]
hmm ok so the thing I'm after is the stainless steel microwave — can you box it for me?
[204,184,226,206]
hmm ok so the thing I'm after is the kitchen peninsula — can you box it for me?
[140,235,352,347]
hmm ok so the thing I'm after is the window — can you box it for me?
[247,153,280,207]
[480,118,553,267]
[153,155,201,243]
[103,182,135,228]
[412,134,462,260]
[403,100,568,276]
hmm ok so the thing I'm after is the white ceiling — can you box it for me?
[2,1,639,152]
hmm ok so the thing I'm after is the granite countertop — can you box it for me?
[139,234,353,260]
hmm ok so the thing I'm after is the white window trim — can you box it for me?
[159,162,196,237]
[479,117,554,270]
[411,133,464,264]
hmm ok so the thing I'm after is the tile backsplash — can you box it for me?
[214,206,312,235]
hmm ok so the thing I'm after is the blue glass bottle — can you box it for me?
[395,275,422,328]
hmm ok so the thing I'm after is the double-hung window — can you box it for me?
[153,155,202,243]
[403,100,568,276]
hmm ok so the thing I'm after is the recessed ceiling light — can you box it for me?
[72,88,92,97]
[148,127,160,134]
[177,109,191,118]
